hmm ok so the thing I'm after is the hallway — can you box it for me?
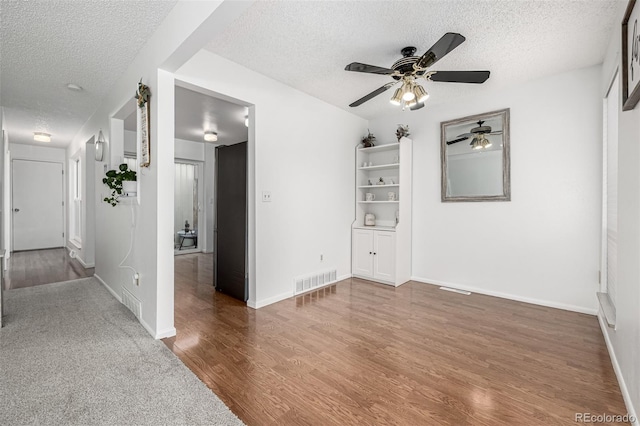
[3,248,94,290]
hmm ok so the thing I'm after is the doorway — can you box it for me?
[174,161,203,254]
[11,159,64,251]
[172,82,250,303]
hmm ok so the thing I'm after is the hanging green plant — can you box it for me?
[102,163,137,206]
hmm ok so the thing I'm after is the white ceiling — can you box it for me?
[0,0,177,148]
[1,0,624,149]
[123,86,248,145]
[205,0,623,119]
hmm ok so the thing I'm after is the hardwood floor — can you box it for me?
[166,253,627,425]
[3,248,94,290]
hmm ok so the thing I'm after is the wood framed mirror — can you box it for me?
[440,108,510,202]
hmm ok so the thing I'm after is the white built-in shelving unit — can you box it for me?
[351,137,412,286]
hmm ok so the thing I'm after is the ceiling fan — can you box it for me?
[446,120,502,150]
[344,33,490,110]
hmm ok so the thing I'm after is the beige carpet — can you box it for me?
[0,277,244,426]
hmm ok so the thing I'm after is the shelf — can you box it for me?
[358,143,400,153]
[357,184,399,189]
[353,225,396,231]
[358,163,399,171]
[358,201,399,204]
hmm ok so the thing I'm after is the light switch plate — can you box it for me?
[262,191,272,202]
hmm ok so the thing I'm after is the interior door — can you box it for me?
[215,142,247,301]
[12,160,64,251]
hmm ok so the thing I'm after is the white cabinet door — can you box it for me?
[373,231,396,282]
[352,229,374,277]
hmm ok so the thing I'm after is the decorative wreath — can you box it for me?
[135,79,150,108]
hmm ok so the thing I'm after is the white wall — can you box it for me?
[369,65,603,314]
[67,1,249,338]
[176,50,368,307]
[599,4,640,421]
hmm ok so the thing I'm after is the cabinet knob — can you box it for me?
[369,251,372,255]
[373,252,377,255]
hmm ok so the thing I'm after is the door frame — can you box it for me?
[10,158,65,252]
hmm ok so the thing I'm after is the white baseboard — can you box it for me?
[94,273,122,302]
[248,274,351,309]
[76,256,95,269]
[248,290,293,309]
[597,313,639,426]
[139,317,176,340]
[337,273,351,282]
[411,276,598,315]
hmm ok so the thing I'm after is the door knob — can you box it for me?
[13,208,19,212]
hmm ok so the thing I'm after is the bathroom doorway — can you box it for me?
[174,161,203,254]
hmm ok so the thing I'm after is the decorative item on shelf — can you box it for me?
[388,192,397,201]
[184,220,190,233]
[367,179,373,186]
[367,161,373,167]
[362,130,376,148]
[396,124,410,141]
[362,161,368,167]
[95,129,106,161]
[365,213,376,226]
[102,163,137,206]
[365,193,375,201]
[135,79,151,167]
[377,177,385,185]
[389,179,395,184]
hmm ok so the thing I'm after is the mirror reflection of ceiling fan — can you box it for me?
[344,32,491,110]
[446,120,503,150]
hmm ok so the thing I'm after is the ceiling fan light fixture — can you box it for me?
[401,82,415,101]
[34,132,51,143]
[204,130,218,142]
[413,84,429,103]
[390,88,403,105]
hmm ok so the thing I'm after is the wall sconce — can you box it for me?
[95,129,106,161]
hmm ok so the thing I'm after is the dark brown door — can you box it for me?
[214,142,247,301]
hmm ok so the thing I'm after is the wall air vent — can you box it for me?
[122,287,142,319]
[294,268,338,295]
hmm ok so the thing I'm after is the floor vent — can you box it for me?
[439,286,471,296]
[294,268,338,295]
[122,288,142,319]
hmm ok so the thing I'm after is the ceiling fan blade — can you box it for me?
[446,136,470,145]
[349,82,396,107]
[345,62,396,75]
[430,70,491,84]
[416,33,466,69]
[410,102,425,111]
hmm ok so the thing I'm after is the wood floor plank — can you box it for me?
[166,253,628,425]
[4,248,94,290]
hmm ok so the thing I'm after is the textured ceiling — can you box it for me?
[123,86,248,145]
[205,0,622,119]
[0,0,177,148]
